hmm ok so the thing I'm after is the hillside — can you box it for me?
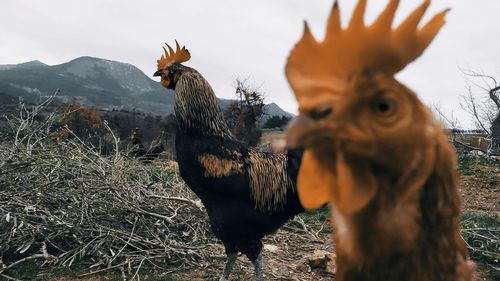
[0,58,293,120]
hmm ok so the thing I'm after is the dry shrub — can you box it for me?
[0,97,217,279]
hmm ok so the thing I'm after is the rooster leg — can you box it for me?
[252,252,264,281]
[219,253,237,281]
[243,241,265,281]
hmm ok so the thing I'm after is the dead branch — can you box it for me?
[0,98,217,278]
[460,69,500,137]
[147,195,204,210]
[0,253,56,275]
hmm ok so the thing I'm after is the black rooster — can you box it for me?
[153,42,303,280]
[129,129,165,163]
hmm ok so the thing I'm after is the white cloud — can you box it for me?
[1,0,499,128]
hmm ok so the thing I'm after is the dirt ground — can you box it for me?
[164,171,498,281]
[460,175,499,214]
[169,231,335,281]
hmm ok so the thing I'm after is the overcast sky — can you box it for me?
[1,0,499,128]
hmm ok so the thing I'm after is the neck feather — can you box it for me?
[334,143,471,280]
[174,70,235,140]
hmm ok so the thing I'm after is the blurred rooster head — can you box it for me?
[154,40,191,89]
[286,0,450,214]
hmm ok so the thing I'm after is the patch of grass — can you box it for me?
[298,207,333,234]
[2,260,111,280]
[461,211,500,280]
[2,260,40,280]
[457,152,499,183]
[3,260,183,281]
[458,152,477,175]
[300,207,330,225]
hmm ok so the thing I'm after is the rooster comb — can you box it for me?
[157,40,191,69]
[285,0,449,98]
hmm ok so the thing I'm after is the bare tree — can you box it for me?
[432,103,462,142]
[224,78,265,146]
[460,70,500,153]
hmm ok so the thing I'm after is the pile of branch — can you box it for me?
[461,212,500,272]
[0,99,216,279]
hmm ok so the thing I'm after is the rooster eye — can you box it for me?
[372,98,396,116]
[376,101,390,112]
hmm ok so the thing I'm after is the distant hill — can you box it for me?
[0,57,293,120]
[218,99,294,125]
[262,102,294,118]
[0,57,175,116]
[0,60,47,70]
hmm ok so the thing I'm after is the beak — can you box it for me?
[153,70,162,77]
[287,114,341,150]
[286,116,315,149]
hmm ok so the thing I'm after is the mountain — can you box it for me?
[263,102,294,119]
[218,99,294,125]
[0,57,293,119]
[0,57,173,115]
[0,60,47,71]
